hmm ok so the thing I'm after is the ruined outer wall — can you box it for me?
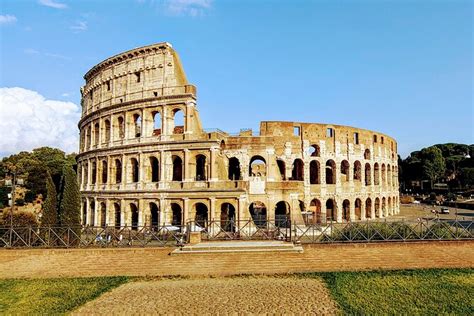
[77,43,400,228]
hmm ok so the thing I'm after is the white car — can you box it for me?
[412,200,421,204]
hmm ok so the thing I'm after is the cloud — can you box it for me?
[24,48,71,60]
[0,87,80,156]
[70,20,87,32]
[24,48,40,55]
[0,15,17,25]
[38,0,67,9]
[165,0,212,16]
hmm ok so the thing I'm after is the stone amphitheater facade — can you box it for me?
[77,42,400,229]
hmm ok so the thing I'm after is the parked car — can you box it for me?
[412,200,421,204]
[440,208,450,214]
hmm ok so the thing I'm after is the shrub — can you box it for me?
[1,210,38,227]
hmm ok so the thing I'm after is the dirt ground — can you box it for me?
[72,277,339,315]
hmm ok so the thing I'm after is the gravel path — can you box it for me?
[73,276,339,315]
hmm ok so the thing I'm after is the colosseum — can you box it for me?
[77,42,400,233]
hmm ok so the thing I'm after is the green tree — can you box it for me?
[420,146,446,188]
[59,165,81,227]
[41,172,58,226]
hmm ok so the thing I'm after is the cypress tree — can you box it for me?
[41,172,58,226]
[59,165,81,227]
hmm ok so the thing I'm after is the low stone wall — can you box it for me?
[2,241,473,279]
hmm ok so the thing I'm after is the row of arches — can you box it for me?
[82,196,399,229]
[81,108,185,151]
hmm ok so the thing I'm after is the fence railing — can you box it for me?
[0,218,472,248]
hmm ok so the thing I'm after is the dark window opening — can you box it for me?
[228,157,241,181]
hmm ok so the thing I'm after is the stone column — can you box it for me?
[209,197,216,221]
[120,199,126,228]
[139,152,145,189]
[185,101,195,135]
[121,154,126,187]
[159,150,166,187]
[183,149,190,182]
[336,199,343,223]
[360,201,366,221]
[210,147,218,181]
[94,197,99,226]
[183,198,189,225]
[138,199,145,227]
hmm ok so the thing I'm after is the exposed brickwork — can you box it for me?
[2,241,473,279]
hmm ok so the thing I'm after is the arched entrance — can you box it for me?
[150,202,160,228]
[171,203,182,226]
[326,199,336,222]
[355,199,362,220]
[220,203,236,232]
[249,201,267,228]
[114,203,121,229]
[365,198,372,219]
[130,203,139,230]
[310,199,322,224]
[342,199,350,221]
[275,201,290,227]
[195,203,208,228]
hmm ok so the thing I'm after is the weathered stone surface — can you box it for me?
[77,42,400,228]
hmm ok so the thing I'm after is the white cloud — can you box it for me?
[0,15,17,25]
[0,87,80,155]
[24,48,40,55]
[165,0,212,16]
[70,20,87,32]
[38,0,67,9]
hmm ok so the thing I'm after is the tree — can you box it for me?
[59,165,81,227]
[41,172,58,226]
[420,146,446,188]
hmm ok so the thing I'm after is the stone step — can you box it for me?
[172,241,304,255]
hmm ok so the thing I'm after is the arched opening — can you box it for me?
[325,160,336,184]
[220,203,236,232]
[375,198,381,218]
[115,159,122,184]
[89,200,95,226]
[342,199,350,222]
[249,201,267,228]
[220,140,226,150]
[83,163,89,185]
[82,201,87,226]
[341,160,350,182]
[152,111,162,136]
[382,164,386,185]
[195,155,207,181]
[374,163,380,185]
[310,199,322,224]
[130,203,139,230]
[309,144,320,157]
[171,203,182,226]
[365,198,372,219]
[277,159,286,180]
[104,119,111,142]
[100,202,106,227]
[228,157,241,181]
[150,202,160,228]
[275,201,290,227]
[387,164,392,186]
[326,199,336,222]
[172,156,183,181]
[353,161,362,181]
[364,149,371,160]
[118,116,125,139]
[388,197,392,215]
[133,114,142,137]
[150,157,159,182]
[365,163,371,186]
[291,159,304,181]
[172,109,185,134]
[194,203,208,227]
[94,122,100,145]
[355,199,362,220]
[382,197,387,216]
[130,158,139,183]
[310,160,320,184]
[91,161,97,185]
[249,156,266,177]
[114,203,121,229]
[101,160,108,184]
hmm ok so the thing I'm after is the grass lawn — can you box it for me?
[317,269,474,315]
[0,276,129,314]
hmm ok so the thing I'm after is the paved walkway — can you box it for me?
[2,241,473,279]
[73,277,339,315]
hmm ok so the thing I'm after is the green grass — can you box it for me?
[314,269,474,315]
[0,276,129,315]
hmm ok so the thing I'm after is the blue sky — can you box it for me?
[0,0,472,158]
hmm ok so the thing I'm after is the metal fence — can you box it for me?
[0,218,472,248]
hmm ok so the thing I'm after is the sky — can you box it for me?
[0,0,472,158]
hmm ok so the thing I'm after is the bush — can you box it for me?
[1,210,38,227]
[24,190,36,203]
